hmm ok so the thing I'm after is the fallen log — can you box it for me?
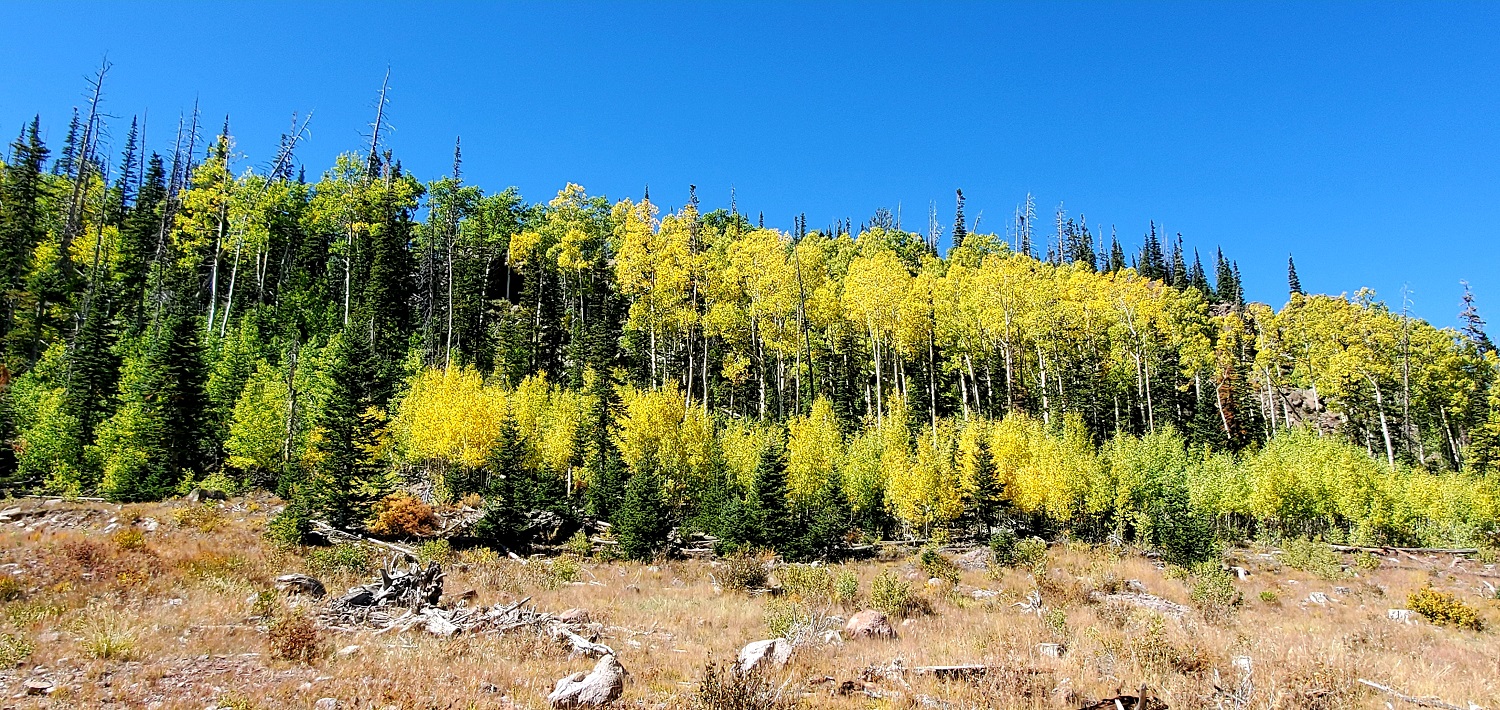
[1356,679,1475,710]
[309,520,417,558]
[913,664,988,680]
[1330,544,1478,555]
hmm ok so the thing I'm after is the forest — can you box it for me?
[2,75,1498,563]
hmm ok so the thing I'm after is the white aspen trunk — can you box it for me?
[1368,375,1395,468]
[219,232,244,338]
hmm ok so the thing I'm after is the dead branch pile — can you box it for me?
[311,558,615,657]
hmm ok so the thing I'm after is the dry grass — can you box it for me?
[0,497,1496,709]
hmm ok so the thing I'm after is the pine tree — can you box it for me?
[299,327,389,528]
[1168,235,1188,289]
[1139,222,1166,280]
[614,453,670,561]
[1213,248,1237,305]
[952,189,967,246]
[1188,249,1211,296]
[1287,255,1303,297]
[1459,281,1493,353]
[1108,234,1127,272]
[0,117,50,345]
[745,438,792,552]
[791,469,850,561]
[54,108,79,177]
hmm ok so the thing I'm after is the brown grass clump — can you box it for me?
[173,502,225,533]
[716,550,770,591]
[268,610,323,663]
[368,493,439,538]
[1408,585,1483,630]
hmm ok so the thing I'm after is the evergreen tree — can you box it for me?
[1108,234,1127,272]
[0,117,50,345]
[1459,281,1492,353]
[952,189,967,246]
[54,108,79,177]
[1188,249,1211,296]
[1287,255,1303,297]
[1138,222,1166,280]
[299,326,389,528]
[1168,235,1187,289]
[745,437,792,552]
[613,453,670,561]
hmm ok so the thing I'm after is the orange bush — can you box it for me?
[367,493,439,538]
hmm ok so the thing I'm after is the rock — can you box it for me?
[953,548,994,571]
[314,699,339,710]
[337,645,360,656]
[1232,656,1253,673]
[1334,586,1352,596]
[139,517,160,532]
[1388,608,1418,623]
[900,618,918,627]
[548,654,626,708]
[926,577,949,591]
[1037,642,1065,658]
[1088,592,1187,619]
[971,588,1000,600]
[185,488,228,504]
[1124,579,1148,593]
[275,574,327,598]
[557,608,592,625]
[736,639,793,672]
[821,629,844,645]
[1307,592,1329,605]
[1228,566,1251,580]
[844,610,897,639]
[24,679,54,695]
[37,631,61,643]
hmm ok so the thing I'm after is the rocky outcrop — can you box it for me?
[844,610,897,639]
[548,654,626,707]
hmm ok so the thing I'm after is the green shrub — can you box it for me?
[917,547,959,584]
[833,569,859,606]
[549,556,581,586]
[871,570,919,618]
[564,530,593,558]
[1187,562,1242,621]
[1043,608,1068,639]
[1354,551,1381,571]
[764,598,809,639]
[83,623,135,660]
[778,564,832,600]
[1013,537,1049,570]
[415,538,453,565]
[1282,538,1346,580]
[0,633,33,667]
[1408,586,1483,630]
[266,500,311,546]
[717,550,769,592]
[1259,589,1279,604]
[989,529,1019,565]
[305,543,373,576]
[0,577,23,603]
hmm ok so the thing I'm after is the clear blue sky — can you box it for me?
[1,2,1496,325]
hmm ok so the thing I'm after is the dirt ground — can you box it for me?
[0,496,1496,709]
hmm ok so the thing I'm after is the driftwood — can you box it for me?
[1330,544,1479,555]
[913,664,988,680]
[547,654,626,708]
[309,520,417,558]
[1356,679,1478,710]
[1076,686,1167,710]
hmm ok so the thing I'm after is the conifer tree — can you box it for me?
[614,452,669,561]
[0,117,50,345]
[952,189,967,245]
[745,437,792,552]
[1287,255,1303,297]
[299,327,389,528]
[1459,281,1492,353]
[1168,234,1187,289]
[1188,249,1211,296]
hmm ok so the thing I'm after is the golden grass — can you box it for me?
[0,497,1496,709]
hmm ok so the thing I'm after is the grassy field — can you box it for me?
[0,496,1495,709]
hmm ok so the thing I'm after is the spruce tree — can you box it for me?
[1287,255,1303,297]
[1459,281,1493,353]
[0,117,50,344]
[1169,235,1188,289]
[614,454,670,561]
[1188,249,1211,296]
[745,438,792,552]
[952,189,967,246]
[299,327,388,529]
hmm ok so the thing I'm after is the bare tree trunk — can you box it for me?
[1367,374,1395,468]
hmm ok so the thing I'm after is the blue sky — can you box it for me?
[1,2,1495,325]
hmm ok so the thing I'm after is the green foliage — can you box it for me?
[870,570,918,618]
[833,569,860,606]
[988,529,1019,565]
[0,633,33,668]
[694,658,798,710]
[564,529,593,558]
[1187,562,1242,620]
[1258,589,1278,604]
[415,538,453,565]
[1011,536,1049,570]
[917,547,959,584]
[1407,586,1483,630]
[778,564,832,600]
[305,543,373,576]
[614,461,670,561]
[763,598,809,639]
[1281,538,1346,580]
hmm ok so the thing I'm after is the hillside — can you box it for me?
[0,495,1495,709]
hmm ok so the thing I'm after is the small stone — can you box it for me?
[1124,579,1148,593]
[24,679,53,695]
[844,610,897,639]
[1307,592,1329,605]
[337,645,360,656]
[1387,608,1418,623]
[1228,566,1251,580]
[953,548,994,571]
[1334,586,1352,596]
[821,629,844,645]
[1037,642,1065,658]
[548,654,625,707]
[926,577,949,590]
[971,588,1000,600]
[37,631,61,643]
[314,698,339,710]
[900,618,918,627]
[557,608,591,625]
